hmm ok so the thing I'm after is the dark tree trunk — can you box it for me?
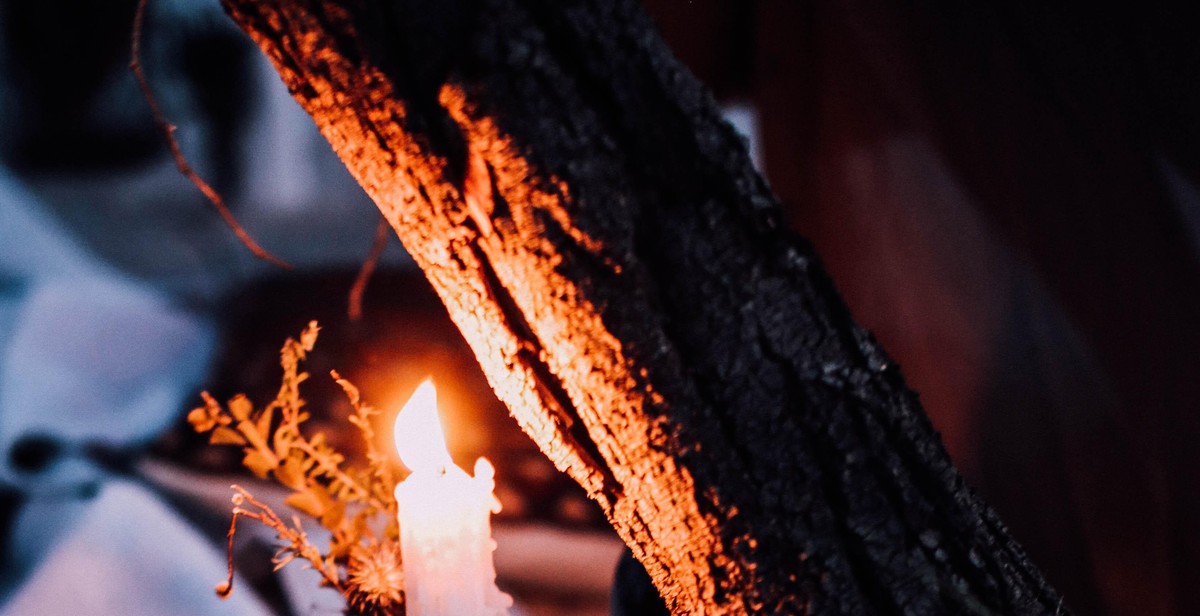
[220,0,1066,613]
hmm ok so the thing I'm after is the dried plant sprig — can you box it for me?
[334,371,398,506]
[216,485,344,598]
[189,321,404,613]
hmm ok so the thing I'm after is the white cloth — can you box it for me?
[0,170,219,611]
[0,480,272,616]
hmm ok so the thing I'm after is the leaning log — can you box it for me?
[221,0,1066,613]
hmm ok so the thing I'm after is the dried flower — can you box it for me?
[347,541,406,615]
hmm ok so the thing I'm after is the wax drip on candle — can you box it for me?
[393,379,512,616]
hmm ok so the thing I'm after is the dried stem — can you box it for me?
[349,217,392,321]
[129,0,291,270]
[217,486,346,598]
[215,504,239,598]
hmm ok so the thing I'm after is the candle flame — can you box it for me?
[393,378,453,473]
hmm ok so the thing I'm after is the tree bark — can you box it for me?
[221,0,1066,613]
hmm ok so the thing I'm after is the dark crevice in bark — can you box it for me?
[484,162,510,221]
[466,236,623,501]
[754,315,891,614]
[808,394,903,616]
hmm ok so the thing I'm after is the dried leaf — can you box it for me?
[273,425,292,460]
[285,489,327,518]
[188,391,226,432]
[321,499,347,530]
[228,394,253,422]
[237,420,275,462]
[311,483,335,510]
[274,457,307,491]
[210,426,246,445]
[187,406,216,433]
[243,450,278,478]
[255,405,275,439]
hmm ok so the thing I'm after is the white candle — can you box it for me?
[393,379,513,616]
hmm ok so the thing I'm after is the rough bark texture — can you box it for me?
[221,0,1066,613]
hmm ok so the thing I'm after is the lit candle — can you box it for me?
[393,379,513,616]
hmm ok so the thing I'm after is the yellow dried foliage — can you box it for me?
[188,321,404,613]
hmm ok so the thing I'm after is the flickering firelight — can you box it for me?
[392,379,512,615]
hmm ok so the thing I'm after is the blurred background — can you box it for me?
[0,1,1196,615]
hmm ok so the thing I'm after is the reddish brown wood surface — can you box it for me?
[221,0,1066,613]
